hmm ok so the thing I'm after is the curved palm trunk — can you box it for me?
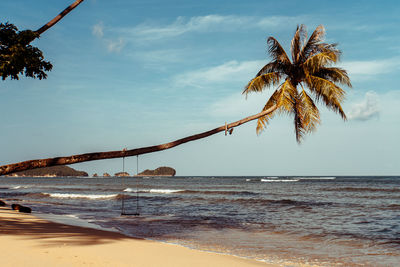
[36,0,85,36]
[0,105,277,176]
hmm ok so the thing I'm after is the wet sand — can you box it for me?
[0,207,273,267]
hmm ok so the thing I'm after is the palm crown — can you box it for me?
[243,24,352,143]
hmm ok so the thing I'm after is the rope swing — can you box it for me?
[120,151,140,216]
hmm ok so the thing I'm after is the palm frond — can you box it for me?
[303,51,340,74]
[277,79,297,114]
[267,37,291,65]
[290,24,306,64]
[291,89,322,143]
[256,89,280,133]
[243,72,281,96]
[256,79,297,134]
[255,61,286,76]
[255,62,276,76]
[293,96,305,143]
[300,89,320,133]
[306,75,347,119]
[299,25,325,63]
[318,43,339,54]
[313,67,352,87]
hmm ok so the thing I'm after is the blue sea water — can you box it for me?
[1,176,399,266]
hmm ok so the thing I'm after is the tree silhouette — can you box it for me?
[0,0,85,80]
[0,23,52,80]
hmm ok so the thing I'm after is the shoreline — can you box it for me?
[0,207,275,267]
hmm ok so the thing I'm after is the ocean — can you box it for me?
[1,176,399,266]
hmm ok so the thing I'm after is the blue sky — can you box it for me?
[1,0,399,176]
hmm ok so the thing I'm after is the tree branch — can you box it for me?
[36,0,85,36]
[0,105,277,176]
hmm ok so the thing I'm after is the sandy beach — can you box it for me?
[0,207,273,267]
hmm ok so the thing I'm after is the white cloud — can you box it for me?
[92,22,125,53]
[106,38,125,53]
[92,14,303,53]
[173,60,265,88]
[256,16,303,28]
[347,91,380,121]
[208,91,272,119]
[124,15,302,41]
[92,22,104,38]
[341,58,400,81]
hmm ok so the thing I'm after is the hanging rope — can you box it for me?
[120,155,126,215]
[134,155,140,216]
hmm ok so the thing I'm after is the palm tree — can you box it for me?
[243,24,352,143]
[0,25,352,175]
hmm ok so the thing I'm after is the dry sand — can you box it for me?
[0,207,275,267]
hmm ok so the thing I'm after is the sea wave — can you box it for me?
[298,177,336,180]
[11,185,31,189]
[124,188,184,194]
[386,204,400,210]
[181,190,259,196]
[123,188,259,196]
[47,193,119,199]
[148,189,183,194]
[24,193,50,198]
[65,214,80,219]
[203,197,334,208]
[261,179,299,182]
[324,187,400,193]
[123,188,135,192]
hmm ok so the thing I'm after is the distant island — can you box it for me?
[7,165,176,178]
[92,173,111,177]
[137,166,176,176]
[9,166,88,177]
[114,172,130,177]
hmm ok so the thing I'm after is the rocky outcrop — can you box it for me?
[11,166,88,177]
[11,203,32,213]
[114,172,130,177]
[138,166,176,176]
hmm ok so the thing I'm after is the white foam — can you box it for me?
[123,188,135,192]
[48,193,118,199]
[147,189,183,194]
[299,177,336,180]
[65,214,79,219]
[124,188,182,194]
[12,185,30,189]
[261,179,300,182]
